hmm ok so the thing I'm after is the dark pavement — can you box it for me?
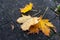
[0,0,60,40]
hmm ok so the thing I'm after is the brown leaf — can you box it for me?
[28,24,39,34]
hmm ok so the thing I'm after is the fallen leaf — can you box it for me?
[21,17,38,31]
[17,15,32,23]
[17,15,39,31]
[29,16,56,36]
[20,2,33,13]
[11,24,14,30]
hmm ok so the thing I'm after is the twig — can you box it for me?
[42,7,49,18]
[32,10,41,16]
[50,7,59,16]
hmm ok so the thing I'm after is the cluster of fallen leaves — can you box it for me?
[17,2,56,36]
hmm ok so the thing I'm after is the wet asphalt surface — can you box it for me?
[0,0,60,40]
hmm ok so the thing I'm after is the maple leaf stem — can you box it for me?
[42,7,49,18]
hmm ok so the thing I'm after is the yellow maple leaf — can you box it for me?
[29,16,56,36]
[20,2,33,13]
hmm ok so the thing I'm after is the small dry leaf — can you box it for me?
[20,2,33,13]
[11,24,14,30]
